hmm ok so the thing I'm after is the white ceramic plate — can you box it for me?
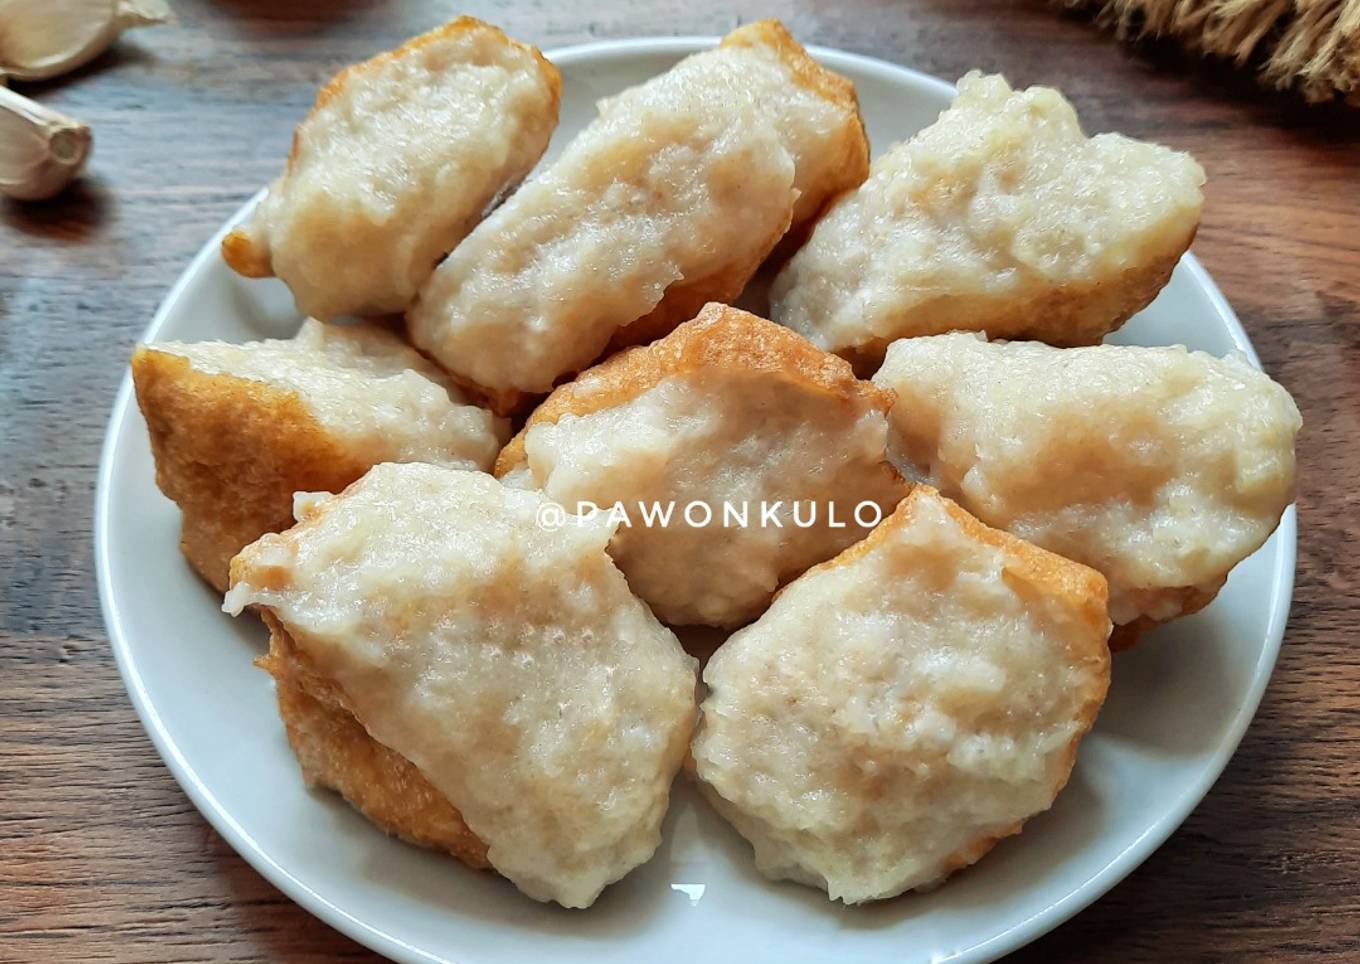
[95,37,1296,964]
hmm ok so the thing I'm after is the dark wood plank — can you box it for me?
[2,1,1356,960]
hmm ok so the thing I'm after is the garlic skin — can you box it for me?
[0,86,91,200]
[0,0,172,83]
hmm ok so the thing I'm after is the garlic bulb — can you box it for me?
[0,86,91,200]
[0,0,173,83]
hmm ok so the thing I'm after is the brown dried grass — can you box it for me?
[1065,0,1360,103]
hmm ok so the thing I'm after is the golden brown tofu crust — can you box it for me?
[130,346,371,592]
[495,302,900,478]
[1107,581,1222,651]
[842,234,1196,377]
[256,612,490,869]
[220,16,562,281]
[220,230,273,279]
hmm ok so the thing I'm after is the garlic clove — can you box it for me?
[0,0,173,83]
[0,85,91,200]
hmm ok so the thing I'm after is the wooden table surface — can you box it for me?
[3,1,1357,960]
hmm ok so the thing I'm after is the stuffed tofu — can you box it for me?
[222,17,561,320]
[496,303,907,627]
[131,320,503,591]
[772,72,1205,371]
[408,20,868,411]
[692,486,1111,902]
[227,464,698,908]
[873,332,1300,644]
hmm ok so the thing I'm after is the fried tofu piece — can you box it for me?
[408,20,868,410]
[131,320,503,591]
[872,332,1301,644]
[257,612,490,869]
[691,486,1111,903]
[495,303,907,628]
[221,17,560,320]
[771,72,1205,372]
[225,465,698,909]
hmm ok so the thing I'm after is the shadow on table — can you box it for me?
[205,0,376,24]
[3,180,113,245]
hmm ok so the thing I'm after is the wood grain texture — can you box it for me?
[1,0,1357,960]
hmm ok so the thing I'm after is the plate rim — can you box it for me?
[93,35,1297,964]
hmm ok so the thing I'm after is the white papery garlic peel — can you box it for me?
[0,0,172,83]
[0,85,91,199]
